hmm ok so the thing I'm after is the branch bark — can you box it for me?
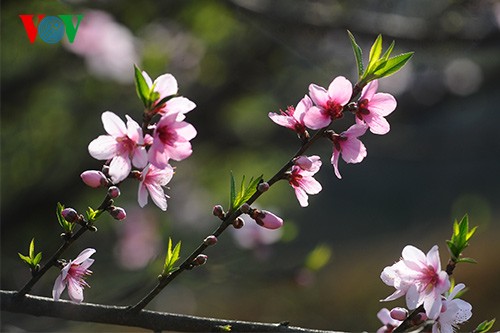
[1,290,343,332]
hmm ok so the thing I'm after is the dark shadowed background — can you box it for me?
[1,0,499,331]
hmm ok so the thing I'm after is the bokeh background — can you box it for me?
[1,0,499,332]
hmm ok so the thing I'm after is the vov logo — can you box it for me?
[19,14,84,44]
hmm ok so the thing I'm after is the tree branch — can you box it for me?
[1,290,344,332]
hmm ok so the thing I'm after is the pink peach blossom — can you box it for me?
[88,112,147,183]
[432,283,472,333]
[288,156,322,207]
[331,124,368,179]
[303,76,352,129]
[142,71,196,119]
[80,170,108,188]
[252,210,283,230]
[381,245,450,320]
[268,95,312,137]
[356,80,397,135]
[148,113,197,169]
[53,248,95,303]
[138,164,174,211]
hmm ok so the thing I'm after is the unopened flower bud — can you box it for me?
[257,182,270,192]
[204,235,218,246]
[240,203,251,213]
[390,307,408,321]
[193,254,208,266]
[212,205,225,218]
[61,208,79,223]
[252,210,283,230]
[80,170,108,188]
[109,206,126,221]
[232,217,244,229]
[107,186,121,199]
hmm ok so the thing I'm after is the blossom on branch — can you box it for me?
[148,112,197,169]
[303,76,352,129]
[288,155,322,207]
[138,164,174,211]
[330,124,368,179]
[88,111,147,183]
[268,95,312,139]
[53,248,95,303]
[355,80,397,135]
[432,283,472,333]
[381,245,450,320]
[142,71,196,119]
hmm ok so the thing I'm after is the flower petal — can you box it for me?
[294,187,309,207]
[138,182,149,208]
[109,154,132,183]
[73,248,97,265]
[52,273,66,301]
[154,73,178,99]
[331,147,342,179]
[67,277,84,303]
[102,111,127,137]
[327,76,352,106]
[340,138,367,164]
[303,106,331,130]
[147,183,168,211]
[88,135,118,160]
[360,80,378,101]
[308,84,329,107]
[369,93,397,117]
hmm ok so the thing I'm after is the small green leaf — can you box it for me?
[18,253,32,265]
[372,52,414,79]
[134,65,151,108]
[56,202,66,229]
[29,238,35,259]
[347,30,364,78]
[380,40,395,61]
[86,207,102,222]
[163,238,182,275]
[230,174,263,211]
[456,257,477,264]
[33,252,43,266]
[368,35,383,66]
[474,318,496,333]
[215,325,232,332]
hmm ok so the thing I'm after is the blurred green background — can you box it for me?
[1,0,499,332]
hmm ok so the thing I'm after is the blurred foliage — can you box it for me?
[1,0,500,332]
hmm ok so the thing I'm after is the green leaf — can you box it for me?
[134,65,151,108]
[456,257,477,264]
[380,40,395,61]
[372,52,414,79]
[305,244,332,271]
[367,34,383,72]
[29,238,35,259]
[229,172,236,210]
[475,318,496,333]
[18,253,32,265]
[347,30,364,78]
[215,325,232,332]
[86,207,102,222]
[33,252,43,266]
[163,238,182,275]
[230,174,263,211]
[56,202,67,230]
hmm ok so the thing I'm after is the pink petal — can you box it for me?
[341,138,367,164]
[148,141,169,169]
[298,176,322,195]
[369,93,397,116]
[137,183,149,208]
[308,83,329,107]
[405,284,421,310]
[331,147,342,179]
[293,95,313,121]
[78,258,95,271]
[154,73,178,99]
[52,274,66,301]
[125,115,143,144]
[424,293,442,320]
[108,154,131,183]
[268,113,296,129]
[426,245,441,271]
[147,183,167,211]
[132,147,148,169]
[364,113,391,135]
[294,187,309,207]
[343,123,368,138]
[67,277,84,303]
[88,135,118,160]
[360,80,378,101]
[102,111,126,137]
[73,248,96,265]
[164,96,196,116]
[167,141,193,161]
[174,121,197,141]
[303,106,331,130]
[327,76,353,106]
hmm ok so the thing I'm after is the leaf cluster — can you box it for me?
[229,173,263,213]
[162,238,182,276]
[446,214,477,264]
[348,31,413,86]
[474,318,496,333]
[18,238,42,271]
[56,202,75,233]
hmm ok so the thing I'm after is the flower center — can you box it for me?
[289,169,303,187]
[116,136,136,155]
[157,126,178,146]
[421,264,439,292]
[358,98,370,115]
[325,100,343,119]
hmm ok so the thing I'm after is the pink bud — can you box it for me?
[61,208,79,223]
[240,203,251,213]
[212,205,225,218]
[193,254,208,266]
[81,170,108,188]
[108,186,121,199]
[203,235,218,246]
[257,182,270,192]
[390,307,408,321]
[109,207,126,221]
[232,217,244,229]
[253,210,283,230]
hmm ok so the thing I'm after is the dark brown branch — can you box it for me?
[1,290,343,333]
